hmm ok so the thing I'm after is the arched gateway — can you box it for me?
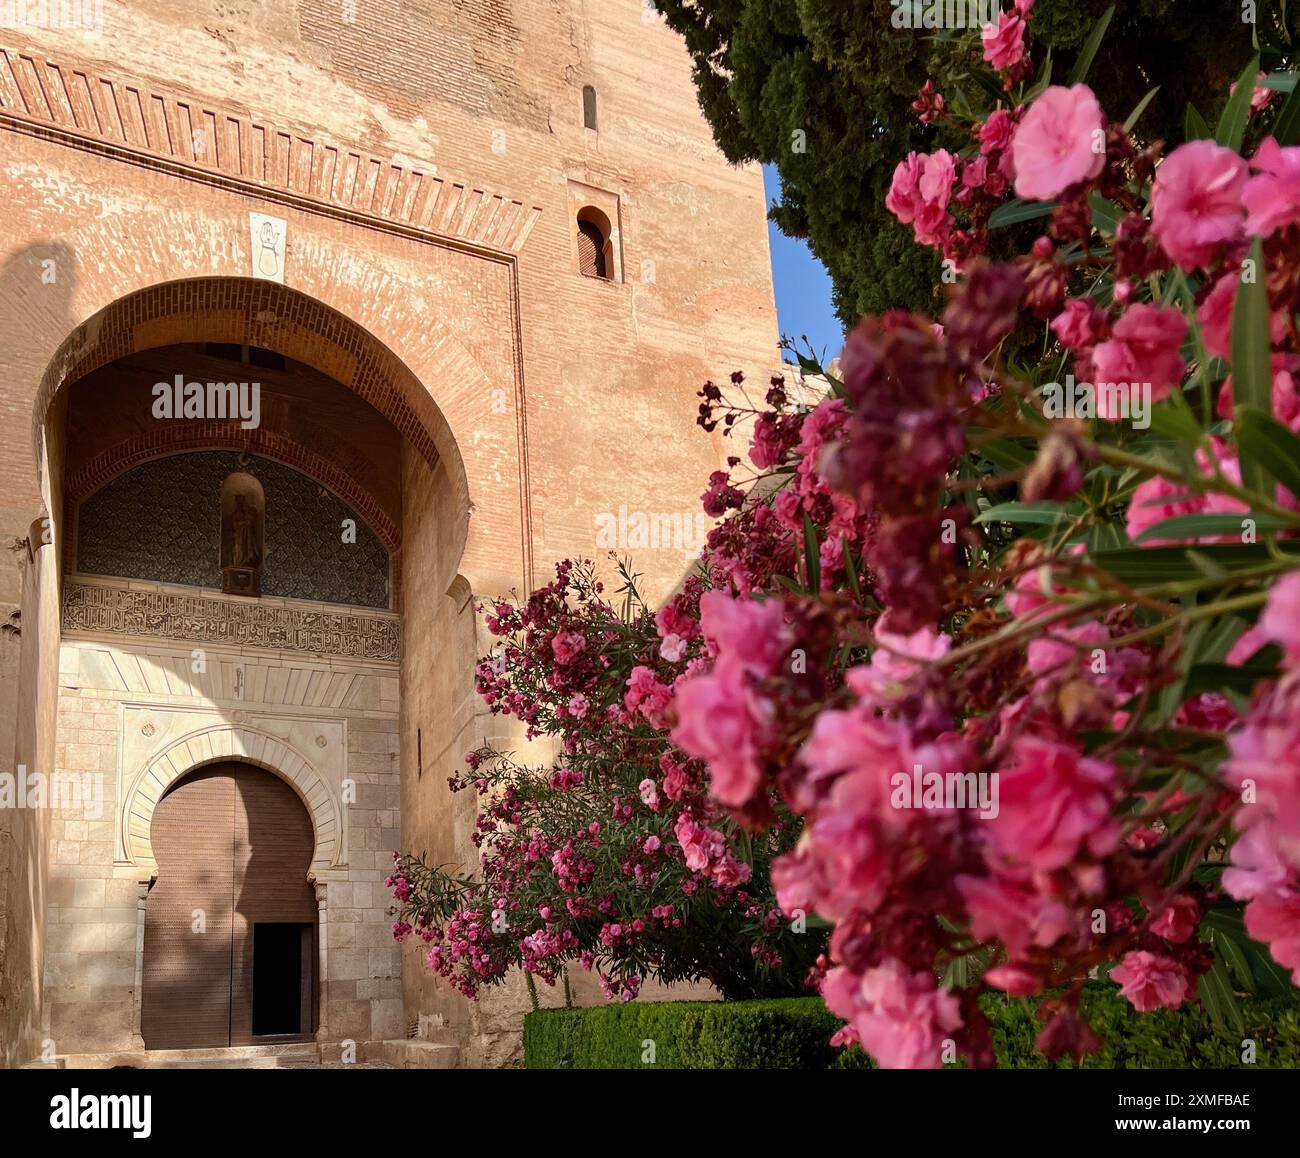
[141,763,318,1049]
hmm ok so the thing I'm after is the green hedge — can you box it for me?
[524,988,1300,1069]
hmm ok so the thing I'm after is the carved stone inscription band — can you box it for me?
[62,579,400,662]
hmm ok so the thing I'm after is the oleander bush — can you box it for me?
[525,990,1300,1069]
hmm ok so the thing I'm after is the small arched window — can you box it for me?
[582,85,598,131]
[576,207,613,280]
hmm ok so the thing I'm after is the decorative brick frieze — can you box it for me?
[0,41,542,255]
[62,576,400,662]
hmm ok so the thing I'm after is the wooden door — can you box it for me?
[141,762,317,1049]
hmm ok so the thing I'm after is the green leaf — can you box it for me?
[1133,511,1290,544]
[1068,3,1115,85]
[1184,101,1212,141]
[801,513,820,593]
[1198,958,1246,1034]
[1232,238,1274,495]
[1259,72,1299,92]
[1235,405,1300,500]
[1185,660,1280,698]
[1088,191,1124,234]
[987,198,1058,229]
[1217,54,1262,151]
[1024,46,1053,103]
[1148,390,1205,446]
[1093,541,1300,585]
[1271,73,1300,146]
[975,436,1036,472]
[974,501,1084,526]
[1123,85,1161,133]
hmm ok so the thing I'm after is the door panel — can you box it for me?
[229,767,317,1044]
[141,762,317,1049]
[140,768,237,1049]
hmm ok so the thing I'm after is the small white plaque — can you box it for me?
[249,213,287,283]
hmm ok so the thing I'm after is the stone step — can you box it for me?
[369,1039,460,1069]
[58,1042,322,1069]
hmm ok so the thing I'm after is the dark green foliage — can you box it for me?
[652,0,1297,328]
[525,987,1300,1069]
[523,997,844,1069]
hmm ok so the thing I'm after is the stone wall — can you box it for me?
[0,0,780,1066]
[43,581,403,1057]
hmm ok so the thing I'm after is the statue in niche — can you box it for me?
[220,471,265,597]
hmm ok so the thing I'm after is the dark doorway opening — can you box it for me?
[252,922,312,1037]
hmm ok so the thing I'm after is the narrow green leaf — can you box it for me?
[1232,238,1273,495]
[1198,958,1245,1034]
[975,501,1084,526]
[1217,54,1262,151]
[802,513,820,593]
[987,198,1058,229]
[1024,46,1053,103]
[1271,72,1300,146]
[842,536,861,601]
[1068,3,1115,85]
[1184,101,1211,141]
[1148,390,1205,446]
[1123,85,1161,133]
[1133,511,1290,543]
[1088,191,1124,234]
[1236,405,1300,500]
[1094,541,1300,585]
[1259,72,1299,92]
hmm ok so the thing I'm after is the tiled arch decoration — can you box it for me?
[120,724,345,875]
[64,429,403,607]
[34,277,485,585]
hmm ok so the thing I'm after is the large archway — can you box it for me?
[141,762,319,1050]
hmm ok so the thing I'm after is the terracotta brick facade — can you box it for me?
[0,0,779,1067]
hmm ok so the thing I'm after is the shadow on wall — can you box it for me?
[0,241,78,1067]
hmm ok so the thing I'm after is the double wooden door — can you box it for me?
[141,762,318,1049]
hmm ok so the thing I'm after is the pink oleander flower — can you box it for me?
[659,633,688,662]
[957,870,1075,959]
[639,777,659,807]
[623,665,674,728]
[655,599,697,642]
[567,693,589,719]
[886,149,958,246]
[1258,572,1300,667]
[697,589,788,673]
[848,622,951,703]
[551,630,587,664]
[672,662,771,807]
[823,958,963,1070]
[1151,140,1248,270]
[1125,474,1204,545]
[1090,304,1188,411]
[981,12,1027,72]
[1149,894,1200,944]
[988,736,1120,871]
[1050,296,1109,350]
[979,108,1016,155]
[1011,85,1105,201]
[1110,950,1190,1012]
[1243,136,1300,237]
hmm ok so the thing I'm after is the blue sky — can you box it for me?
[762,164,844,367]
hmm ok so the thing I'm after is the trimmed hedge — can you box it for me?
[524,988,1300,1069]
